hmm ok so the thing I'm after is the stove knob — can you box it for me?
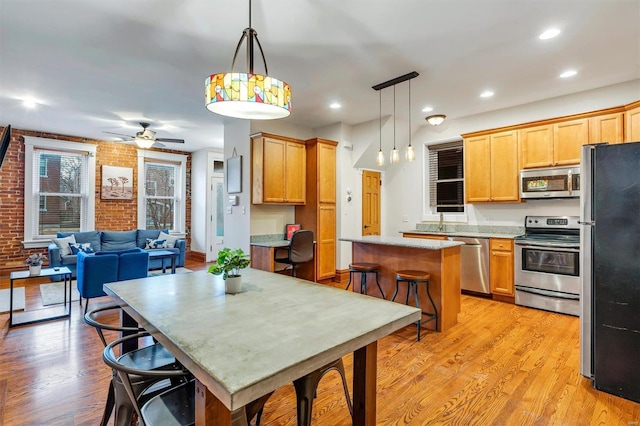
[534,220,539,223]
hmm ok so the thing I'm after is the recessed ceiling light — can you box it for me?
[329,102,341,109]
[560,70,578,78]
[539,28,561,40]
[422,106,434,113]
[480,90,494,98]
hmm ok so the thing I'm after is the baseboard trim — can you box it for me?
[189,251,206,262]
[334,269,349,285]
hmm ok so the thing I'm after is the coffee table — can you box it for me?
[9,266,72,327]
[147,250,178,274]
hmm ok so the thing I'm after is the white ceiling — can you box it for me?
[1,0,639,152]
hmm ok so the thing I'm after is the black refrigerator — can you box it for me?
[579,142,640,403]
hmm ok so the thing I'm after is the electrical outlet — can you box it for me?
[402,215,409,222]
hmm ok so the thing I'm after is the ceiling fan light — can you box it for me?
[426,114,446,126]
[135,138,155,149]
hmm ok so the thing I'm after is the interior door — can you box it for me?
[208,175,224,261]
[362,170,381,235]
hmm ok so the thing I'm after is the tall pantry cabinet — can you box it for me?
[296,138,337,281]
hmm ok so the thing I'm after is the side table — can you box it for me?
[9,266,72,327]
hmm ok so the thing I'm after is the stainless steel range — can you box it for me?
[514,216,580,316]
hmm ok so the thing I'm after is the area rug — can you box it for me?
[39,282,80,306]
[39,268,193,306]
[0,287,26,313]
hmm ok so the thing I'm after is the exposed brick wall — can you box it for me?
[0,126,192,271]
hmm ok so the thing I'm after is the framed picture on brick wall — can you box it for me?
[101,165,133,200]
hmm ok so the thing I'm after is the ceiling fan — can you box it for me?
[103,122,185,148]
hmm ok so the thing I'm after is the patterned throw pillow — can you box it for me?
[69,242,95,255]
[145,238,167,249]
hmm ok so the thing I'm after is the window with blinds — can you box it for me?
[32,149,90,237]
[428,141,464,213]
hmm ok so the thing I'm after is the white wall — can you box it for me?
[223,119,252,252]
[190,148,224,255]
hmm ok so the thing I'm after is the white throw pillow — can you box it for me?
[158,231,178,248]
[53,235,77,257]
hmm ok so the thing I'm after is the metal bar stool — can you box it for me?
[345,263,385,299]
[391,270,437,341]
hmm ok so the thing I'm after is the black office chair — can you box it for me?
[274,230,314,277]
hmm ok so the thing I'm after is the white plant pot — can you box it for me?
[225,275,242,294]
[29,264,42,276]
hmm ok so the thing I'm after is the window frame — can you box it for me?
[422,140,467,221]
[137,149,187,234]
[23,136,96,248]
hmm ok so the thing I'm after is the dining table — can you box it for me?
[103,267,421,425]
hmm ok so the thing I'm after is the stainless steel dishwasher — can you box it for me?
[448,236,491,294]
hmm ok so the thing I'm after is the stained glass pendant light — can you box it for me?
[205,0,291,120]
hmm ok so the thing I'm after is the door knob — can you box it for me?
[363,225,371,229]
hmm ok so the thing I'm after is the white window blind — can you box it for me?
[428,141,464,213]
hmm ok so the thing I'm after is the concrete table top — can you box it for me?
[104,268,420,415]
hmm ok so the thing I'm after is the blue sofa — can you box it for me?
[48,229,186,279]
[77,247,149,313]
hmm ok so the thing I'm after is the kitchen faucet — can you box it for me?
[438,212,444,231]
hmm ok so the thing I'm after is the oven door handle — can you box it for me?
[515,286,580,300]
[515,243,580,252]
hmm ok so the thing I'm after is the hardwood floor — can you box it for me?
[1,260,639,425]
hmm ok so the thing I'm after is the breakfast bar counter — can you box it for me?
[341,235,463,332]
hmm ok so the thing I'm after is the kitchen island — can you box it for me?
[341,235,463,332]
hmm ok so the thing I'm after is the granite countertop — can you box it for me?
[250,240,291,248]
[401,224,524,239]
[340,235,464,250]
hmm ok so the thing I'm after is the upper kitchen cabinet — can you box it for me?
[553,118,590,166]
[251,132,306,205]
[625,101,640,142]
[520,125,553,168]
[591,112,624,145]
[464,130,519,203]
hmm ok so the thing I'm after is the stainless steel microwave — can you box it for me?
[520,165,580,199]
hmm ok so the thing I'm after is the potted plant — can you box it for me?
[26,253,47,276]
[208,248,250,294]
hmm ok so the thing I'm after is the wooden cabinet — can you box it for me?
[464,130,519,203]
[489,238,514,297]
[553,118,589,166]
[295,138,337,280]
[625,101,640,142]
[402,233,448,240]
[591,112,624,144]
[520,119,588,168]
[520,125,553,169]
[251,133,306,205]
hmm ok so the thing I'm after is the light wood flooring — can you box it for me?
[1,260,639,425]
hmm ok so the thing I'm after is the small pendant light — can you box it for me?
[406,80,416,161]
[390,85,400,164]
[376,90,385,166]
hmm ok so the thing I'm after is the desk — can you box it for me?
[250,241,317,282]
[341,235,463,332]
[148,250,178,274]
[9,267,72,327]
[104,268,420,425]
